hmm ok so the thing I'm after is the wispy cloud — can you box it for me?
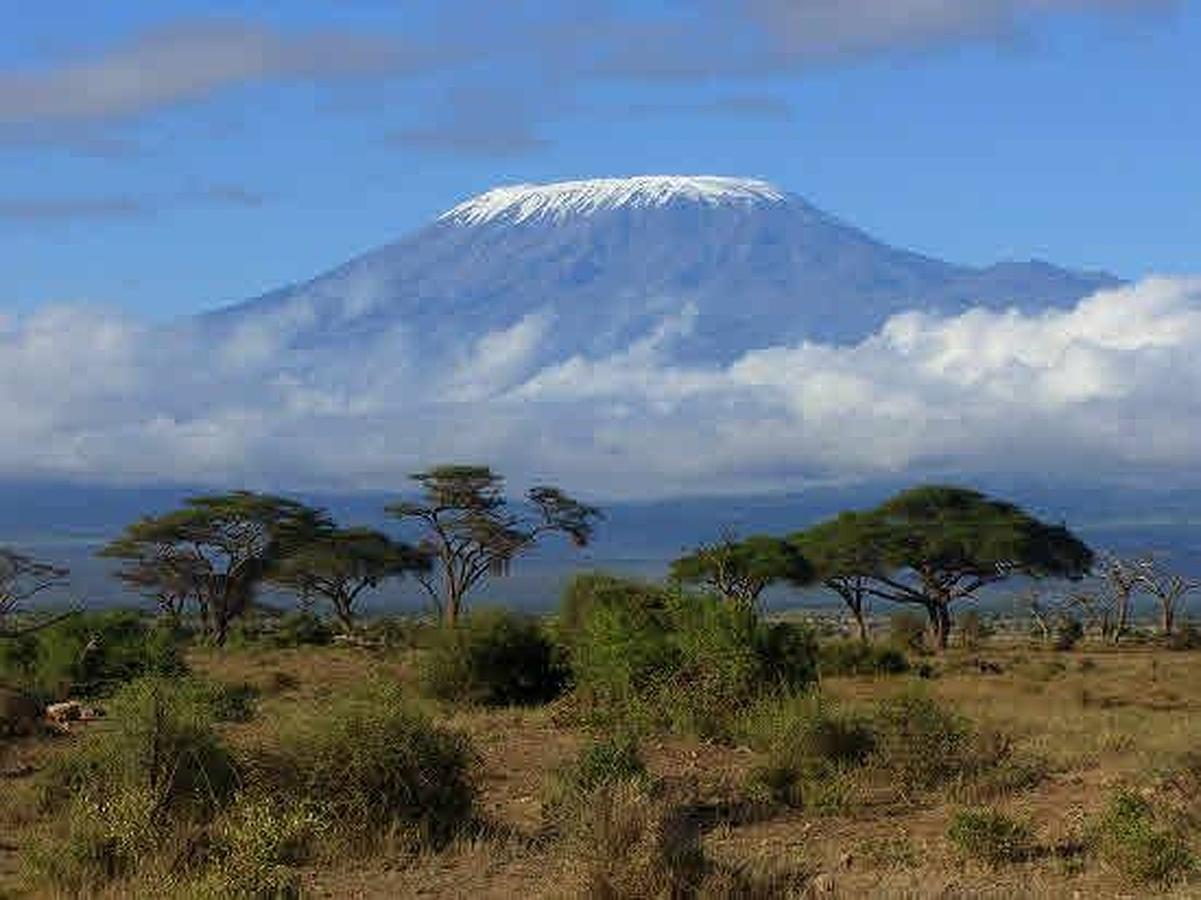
[0,19,418,128]
[0,184,271,223]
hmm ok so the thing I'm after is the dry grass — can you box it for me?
[4,638,1201,897]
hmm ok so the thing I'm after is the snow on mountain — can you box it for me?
[202,175,1119,367]
[439,176,788,226]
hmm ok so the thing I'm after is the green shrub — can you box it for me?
[271,611,335,648]
[561,575,817,736]
[420,609,567,707]
[818,639,909,677]
[947,807,1034,865]
[1092,790,1195,884]
[261,682,476,849]
[28,677,238,892]
[871,690,979,793]
[191,679,259,722]
[547,735,651,828]
[560,574,679,704]
[0,611,185,701]
[738,693,873,810]
[38,677,238,817]
[191,796,324,899]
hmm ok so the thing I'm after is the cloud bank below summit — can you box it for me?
[1,275,1197,500]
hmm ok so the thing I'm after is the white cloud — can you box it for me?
[1,277,1198,499]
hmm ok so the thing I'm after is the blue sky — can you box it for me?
[1,1,1198,320]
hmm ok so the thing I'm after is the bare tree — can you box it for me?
[1099,553,1147,644]
[1017,588,1056,645]
[1134,556,1200,637]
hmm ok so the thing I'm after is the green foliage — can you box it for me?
[38,676,239,817]
[739,693,874,810]
[268,526,429,632]
[568,736,648,792]
[559,573,679,703]
[29,677,240,892]
[192,796,323,899]
[419,608,567,707]
[100,490,332,645]
[561,575,818,736]
[271,610,335,648]
[190,679,259,723]
[388,466,601,625]
[670,534,813,605]
[870,690,977,793]
[546,734,651,830]
[1091,790,1196,884]
[818,639,909,677]
[0,610,185,701]
[947,807,1034,865]
[261,682,476,849]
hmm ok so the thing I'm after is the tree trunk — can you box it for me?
[853,608,869,643]
[1162,602,1175,637]
[1113,591,1131,644]
[926,603,951,652]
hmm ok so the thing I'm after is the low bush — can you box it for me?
[1091,789,1195,885]
[0,683,42,736]
[947,807,1034,865]
[38,676,238,817]
[871,690,1000,794]
[191,678,259,722]
[29,676,239,892]
[818,639,909,677]
[1054,615,1085,652]
[0,611,185,701]
[559,772,806,899]
[561,574,818,737]
[259,681,476,850]
[192,796,324,899]
[546,735,651,829]
[420,608,568,707]
[271,611,335,648]
[739,693,873,811]
[1167,624,1201,651]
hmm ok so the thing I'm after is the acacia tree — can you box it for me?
[268,527,430,633]
[867,486,1094,651]
[387,466,601,626]
[670,532,813,608]
[791,512,892,643]
[0,548,72,638]
[98,537,205,624]
[101,491,329,645]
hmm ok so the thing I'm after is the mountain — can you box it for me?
[200,176,1119,362]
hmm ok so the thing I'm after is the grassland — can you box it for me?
[4,621,1201,899]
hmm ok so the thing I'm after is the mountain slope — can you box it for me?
[202,176,1119,362]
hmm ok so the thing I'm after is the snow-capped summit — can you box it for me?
[440,175,788,226]
[203,175,1120,364]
